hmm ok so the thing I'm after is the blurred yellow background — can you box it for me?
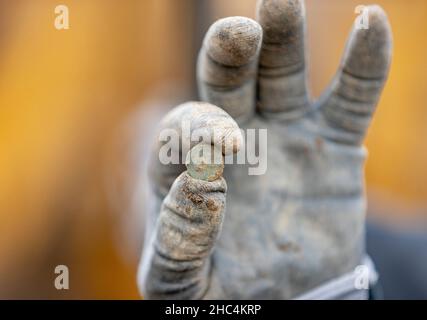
[0,0,426,298]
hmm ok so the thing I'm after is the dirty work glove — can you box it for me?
[138,0,392,299]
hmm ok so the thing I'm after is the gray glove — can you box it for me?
[138,0,392,299]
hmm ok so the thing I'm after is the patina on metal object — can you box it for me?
[185,144,224,182]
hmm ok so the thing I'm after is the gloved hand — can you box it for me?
[138,0,392,299]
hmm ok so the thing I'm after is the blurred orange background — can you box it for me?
[0,0,426,298]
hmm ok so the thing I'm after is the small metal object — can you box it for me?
[185,144,224,181]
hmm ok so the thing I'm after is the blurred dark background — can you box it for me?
[0,0,426,299]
